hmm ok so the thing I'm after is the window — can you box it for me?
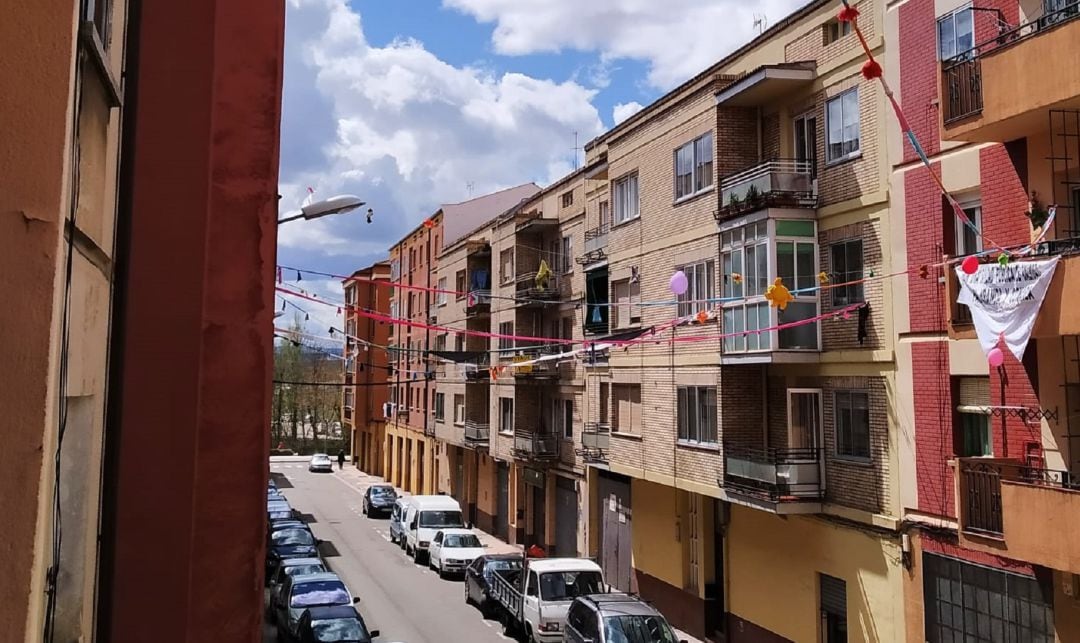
[437,277,448,306]
[454,333,464,352]
[954,200,982,257]
[498,322,514,351]
[561,235,573,274]
[789,390,822,449]
[500,249,515,283]
[955,376,991,457]
[822,18,852,45]
[434,393,445,421]
[612,279,641,328]
[85,0,113,47]
[562,316,574,341]
[819,574,847,643]
[613,173,640,224]
[676,261,715,318]
[830,239,865,305]
[551,398,574,439]
[500,398,514,435]
[434,334,447,352]
[598,200,611,228]
[835,391,870,459]
[674,132,714,200]
[455,270,466,301]
[677,386,717,444]
[561,190,574,208]
[937,7,974,61]
[390,259,401,281]
[958,411,991,457]
[612,384,641,434]
[826,88,860,163]
[721,221,768,299]
[454,394,465,425]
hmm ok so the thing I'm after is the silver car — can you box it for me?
[308,453,333,473]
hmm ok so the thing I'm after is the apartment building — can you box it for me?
[888,0,1080,639]
[577,0,904,640]
[342,261,392,476]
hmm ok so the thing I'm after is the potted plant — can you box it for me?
[1027,192,1050,231]
[745,184,763,209]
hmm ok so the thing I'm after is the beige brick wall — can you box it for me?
[784,0,877,69]
[819,219,885,351]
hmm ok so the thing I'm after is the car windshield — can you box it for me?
[290,581,350,608]
[419,510,463,528]
[370,487,395,498]
[311,617,370,642]
[483,559,522,579]
[603,614,679,643]
[312,454,330,462]
[539,571,604,602]
[443,534,482,548]
[285,564,324,577]
[272,529,315,546]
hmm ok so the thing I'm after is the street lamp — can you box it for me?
[278,194,366,224]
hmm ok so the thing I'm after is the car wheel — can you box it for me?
[464,582,471,605]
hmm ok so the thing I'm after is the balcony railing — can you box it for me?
[464,420,490,446]
[723,443,823,503]
[942,2,1080,125]
[515,272,561,303]
[511,348,563,379]
[581,423,611,451]
[584,224,609,254]
[466,290,491,316]
[717,159,817,220]
[961,461,1004,535]
[513,433,558,459]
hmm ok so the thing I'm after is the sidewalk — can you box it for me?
[337,465,706,643]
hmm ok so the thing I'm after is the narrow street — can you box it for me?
[266,458,513,643]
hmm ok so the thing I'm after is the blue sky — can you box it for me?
[276,0,806,333]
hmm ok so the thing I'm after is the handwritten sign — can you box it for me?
[956,257,1059,360]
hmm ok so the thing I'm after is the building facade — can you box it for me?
[342,261,392,476]
[889,0,1080,639]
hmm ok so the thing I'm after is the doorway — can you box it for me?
[793,111,818,180]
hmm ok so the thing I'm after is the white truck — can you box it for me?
[403,495,465,563]
[489,557,606,643]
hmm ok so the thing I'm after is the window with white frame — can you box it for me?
[561,190,574,208]
[826,88,860,163]
[612,384,641,435]
[835,390,871,459]
[562,235,573,274]
[612,278,641,329]
[498,321,514,351]
[437,277,448,306]
[456,270,466,301]
[454,394,465,425]
[500,249,515,283]
[675,132,714,200]
[434,392,445,421]
[500,397,514,434]
[613,173,640,224]
[823,18,852,45]
[830,239,865,306]
[390,300,399,320]
[552,398,574,439]
[676,261,715,318]
[677,386,717,444]
[937,7,974,61]
[954,200,982,257]
[390,259,401,281]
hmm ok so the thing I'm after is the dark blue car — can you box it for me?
[266,527,320,579]
[295,605,379,643]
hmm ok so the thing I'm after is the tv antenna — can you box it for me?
[753,14,768,35]
[466,182,475,197]
[571,131,582,170]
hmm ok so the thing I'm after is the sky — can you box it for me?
[276,0,808,337]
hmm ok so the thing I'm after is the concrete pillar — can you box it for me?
[97,0,284,641]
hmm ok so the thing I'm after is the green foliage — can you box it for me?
[271,314,346,454]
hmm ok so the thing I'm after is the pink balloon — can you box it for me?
[669,270,688,295]
[988,347,1004,367]
[961,255,979,275]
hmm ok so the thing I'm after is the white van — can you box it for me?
[404,495,464,563]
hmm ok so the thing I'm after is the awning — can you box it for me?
[715,63,816,107]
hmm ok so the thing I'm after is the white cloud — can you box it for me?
[278,0,604,265]
[612,101,644,125]
[442,0,810,89]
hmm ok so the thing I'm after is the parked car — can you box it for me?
[309,453,333,473]
[266,527,321,580]
[295,605,380,643]
[269,488,286,501]
[362,484,398,517]
[489,557,606,642]
[388,498,410,548]
[464,554,523,616]
[275,572,360,642]
[428,529,485,578]
[564,593,686,643]
[267,557,327,622]
[268,478,278,490]
[403,495,465,563]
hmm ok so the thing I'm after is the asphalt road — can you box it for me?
[266,460,513,643]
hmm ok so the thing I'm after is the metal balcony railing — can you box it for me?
[584,224,609,254]
[464,420,490,445]
[466,289,491,316]
[717,159,817,220]
[581,423,611,451]
[515,272,561,303]
[513,433,558,459]
[961,462,1005,535]
[510,348,563,379]
[723,443,823,502]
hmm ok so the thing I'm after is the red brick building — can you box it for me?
[890,0,1080,638]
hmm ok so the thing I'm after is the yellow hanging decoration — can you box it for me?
[731,273,743,285]
[764,277,793,311]
[536,259,552,290]
[818,271,830,285]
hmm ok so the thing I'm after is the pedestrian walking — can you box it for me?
[337,449,345,471]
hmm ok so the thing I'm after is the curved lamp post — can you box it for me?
[278,194,366,224]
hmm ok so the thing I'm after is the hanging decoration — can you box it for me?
[695,310,709,324]
[961,255,979,275]
[764,278,793,310]
[669,270,688,295]
[731,273,743,286]
[422,218,436,229]
[987,347,1005,368]
[818,271,830,285]
[591,307,603,323]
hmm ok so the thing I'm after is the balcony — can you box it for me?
[941,4,1080,142]
[716,159,817,221]
[510,348,563,380]
[464,420,490,447]
[576,422,611,464]
[722,443,824,514]
[514,272,561,305]
[576,224,609,268]
[512,432,558,460]
[956,458,1080,573]
[465,289,491,317]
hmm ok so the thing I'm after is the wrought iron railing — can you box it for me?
[717,159,816,220]
[722,443,823,502]
[942,2,1080,123]
[961,462,1005,534]
[464,420,490,445]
